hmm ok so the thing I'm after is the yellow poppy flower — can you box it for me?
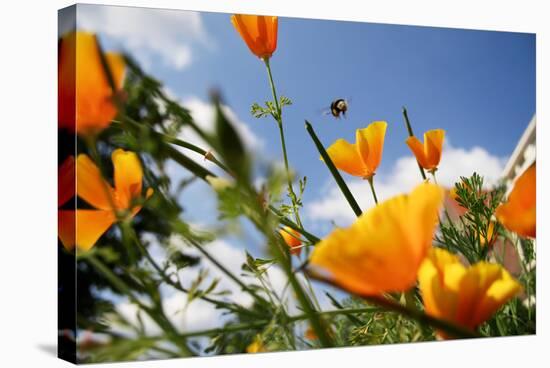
[74,149,153,250]
[325,121,387,180]
[58,31,125,135]
[406,129,445,172]
[231,14,278,59]
[495,164,536,238]
[310,183,444,296]
[246,336,266,353]
[279,226,302,255]
[418,248,521,337]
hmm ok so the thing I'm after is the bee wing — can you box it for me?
[316,106,332,116]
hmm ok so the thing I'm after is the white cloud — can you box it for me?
[107,237,291,337]
[77,4,212,70]
[306,140,507,225]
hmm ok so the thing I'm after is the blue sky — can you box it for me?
[72,4,535,337]
[76,5,535,223]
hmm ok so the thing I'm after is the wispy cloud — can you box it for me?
[77,4,213,70]
[306,140,507,226]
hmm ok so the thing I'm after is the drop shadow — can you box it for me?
[36,344,57,357]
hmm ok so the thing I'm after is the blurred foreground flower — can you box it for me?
[58,31,125,135]
[325,121,387,180]
[231,14,278,59]
[406,129,445,173]
[58,156,76,250]
[310,183,443,295]
[279,226,302,255]
[418,247,521,337]
[246,336,266,353]
[75,149,153,250]
[495,163,536,238]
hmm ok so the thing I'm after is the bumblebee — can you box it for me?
[329,98,348,118]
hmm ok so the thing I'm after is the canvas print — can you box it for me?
[58,4,536,364]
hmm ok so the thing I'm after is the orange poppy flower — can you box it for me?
[231,14,278,59]
[325,121,387,180]
[495,164,536,238]
[58,156,76,250]
[279,226,302,255]
[406,129,445,172]
[418,247,521,337]
[74,149,153,251]
[310,183,444,296]
[58,31,125,135]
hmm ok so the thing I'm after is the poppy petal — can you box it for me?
[425,129,445,168]
[76,209,116,251]
[406,136,431,169]
[325,139,366,177]
[112,149,143,209]
[356,121,387,175]
[76,154,116,210]
[496,164,536,238]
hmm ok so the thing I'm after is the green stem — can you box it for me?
[143,306,378,340]
[119,116,319,248]
[270,205,320,243]
[305,120,362,217]
[430,171,438,184]
[187,237,271,309]
[87,254,193,355]
[263,58,303,228]
[402,107,427,180]
[367,176,379,205]
[125,225,262,318]
[307,269,479,339]
[278,245,334,347]
[365,295,477,339]
[112,119,230,173]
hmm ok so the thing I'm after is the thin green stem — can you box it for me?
[430,171,438,184]
[402,107,427,180]
[305,120,362,217]
[187,238,271,309]
[112,119,230,173]
[263,58,303,228]
[87,254,193,355]
[282,252,334,347]
[141,306,378,341]
[270,205,320,243]
[118,116,318,247]
[307,269,479,339]
[124,225,262,318]
[367,176,379,205]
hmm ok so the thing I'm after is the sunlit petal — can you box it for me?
[419,248,521,336]
[76,154,116,210]
[112,149,143,209]
[76,210,116,251]
[496,164,536,238]
[231,15,278,59]
[310,183,444,295]
[325,139,366,177]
